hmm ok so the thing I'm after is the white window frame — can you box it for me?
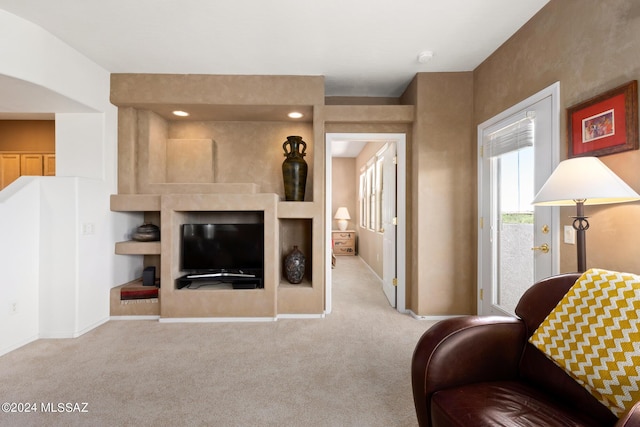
[359,152,387,233]
[359,171,367,228]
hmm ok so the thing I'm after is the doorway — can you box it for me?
[325,133,406,314]
[477,82,560,316]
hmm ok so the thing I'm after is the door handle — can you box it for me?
[531,243,550,253]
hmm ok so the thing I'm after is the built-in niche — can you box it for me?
[279,218,312,287]
[141,211,162,279]
[139,110,315,200]
[110,74,326,317]
[159,193,279,318]
[165,139,214,183]
[174,210,264,272]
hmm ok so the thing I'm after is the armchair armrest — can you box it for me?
[411,316,526,427]
[616,400,640,427]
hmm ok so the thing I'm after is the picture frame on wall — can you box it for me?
[567,80,638,158]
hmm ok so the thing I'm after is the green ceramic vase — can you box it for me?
[282,136,308,201]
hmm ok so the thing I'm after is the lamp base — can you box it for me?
[337,219,348,231]
[572,200,589,273]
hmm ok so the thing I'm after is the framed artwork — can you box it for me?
[567,80,638,158]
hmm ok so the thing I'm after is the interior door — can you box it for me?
[478,83,559,316]
[380,142,397,307]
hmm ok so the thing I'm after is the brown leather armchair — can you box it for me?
[411,273,640,427]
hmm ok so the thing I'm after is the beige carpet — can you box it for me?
[0,257,435,427]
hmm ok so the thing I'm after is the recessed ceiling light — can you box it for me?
[288,112,304,119]
[172,110,189,117]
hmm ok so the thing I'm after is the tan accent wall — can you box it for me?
[168,121,314,197]
[113,74,321,199]
[160,194,279,318]
[111,74,326,317]
[403,72,475,316]
[111,74,325,107]
[325,96,401,105]
[474,0,640,273]
[354,142,387,277]
[331,157,357,231]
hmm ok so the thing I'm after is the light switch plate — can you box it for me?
[564,225,576,244]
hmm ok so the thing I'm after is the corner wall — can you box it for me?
[0,11,137,354]
[474,0,640,273]
[403,72,475,316]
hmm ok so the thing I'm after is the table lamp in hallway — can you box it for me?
[334,207,351,231]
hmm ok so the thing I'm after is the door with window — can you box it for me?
[478,83,560,316]
[379,142,397,307]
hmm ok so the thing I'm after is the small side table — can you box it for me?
[332,230,356,256]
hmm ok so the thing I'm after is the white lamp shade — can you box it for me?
[334,207,351,220]
[334,207,350,231]
[532,157,640,206]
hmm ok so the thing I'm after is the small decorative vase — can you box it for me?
[284,246,306,284]
[282,136,308,201]
[132,223,160,242]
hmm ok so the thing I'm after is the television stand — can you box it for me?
[186,272,256,279]
[176,270,263,289]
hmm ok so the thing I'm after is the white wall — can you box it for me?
[0,10,139,354]
[0,179,40,353]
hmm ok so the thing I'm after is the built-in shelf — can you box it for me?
[277,278,321,315]
[111,194,324,317]
[158,194,279,318]
[115,241,161,255]
[110,278,160,317]
[109,74,327,318]
[110,194,161,211]
[279,279,312,288]
[277,201,317,218]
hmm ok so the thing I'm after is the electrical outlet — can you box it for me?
[9,300,18,315]
[82,223,95,235]
[564,225,576,245]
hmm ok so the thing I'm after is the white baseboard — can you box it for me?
[112,314,326,322]
[158,317,277,323]
[0,334,38,357]
[73,317,110,337]
[277,313,325,320]
[406,310,466,321]
[39,316,111,339]
[110,315,160,321]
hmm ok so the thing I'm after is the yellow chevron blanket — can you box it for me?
[529,268,640,417]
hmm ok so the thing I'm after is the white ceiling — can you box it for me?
[1,1,549,156]
[331,140,368,158]
[0,0,549,98]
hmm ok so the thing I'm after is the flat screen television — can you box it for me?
[180,223,264,274]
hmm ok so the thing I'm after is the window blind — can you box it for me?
[484,117,534,158]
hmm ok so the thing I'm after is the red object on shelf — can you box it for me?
[120,279,159,300]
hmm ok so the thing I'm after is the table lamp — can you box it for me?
[532,156,640,272]
[334,207,351,231]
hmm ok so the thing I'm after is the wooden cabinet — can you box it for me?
[20,154,43,176]
[44,154,56,176]
[0,154,21,189]
[0,152,55,189]
[332,230,356,256]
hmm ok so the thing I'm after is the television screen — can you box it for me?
[181,223,264,273]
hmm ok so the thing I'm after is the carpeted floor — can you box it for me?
[0,257,435,427]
